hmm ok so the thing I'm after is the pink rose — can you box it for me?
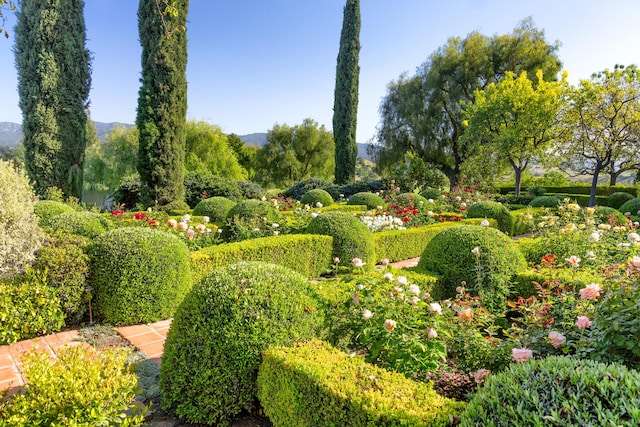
[576,316,592,329]
[512,348,533,363]
[186,229,195,240]
[548,331,566,348]
[579,283,602,300]
[565,255,581,268]
[427,328,438,339]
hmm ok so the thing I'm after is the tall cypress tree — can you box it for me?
[15,0,91,198]
[332,0,361,185]
[136,0,189,206]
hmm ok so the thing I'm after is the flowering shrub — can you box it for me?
[223,199,287,242]
[300,188,334,207]
[359,211,407,232]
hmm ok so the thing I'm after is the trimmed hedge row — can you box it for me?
[374,218,497,262]
[257,339,465,427]
[190,234,333,283]
[498,185,638,197]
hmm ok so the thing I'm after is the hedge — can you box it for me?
[374,218,497,262]
[498,185,637,197]
[545,193,608,207]
[257,339,465,427]
[190,234,333,283]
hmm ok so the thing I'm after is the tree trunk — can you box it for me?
[609,171,619,186]
[514,167,523,197]
[589,166,600,207]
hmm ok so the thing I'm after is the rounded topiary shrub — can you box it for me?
[34,200,75,225]
[420,187,441,200]
[594,206,628,225]
[282,177,336,200]
[459,356,640,426]
[0,160,45,280]
[394,192,429,209]
[160,200,190,212]
[607,191,634,209]
[88,227,191,326]
[528,195,561,208]
[306,211,375,271]
[160,262,324,426]
[466,201,514,235]
[618,197,640,216]
[301,188,334,207]
[192,196,237,222]
[347,192,385,210]
[43,211,112,239]
[418,225,526,310]
[224,199,284,242]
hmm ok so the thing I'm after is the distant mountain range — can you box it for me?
[0,123,372,161]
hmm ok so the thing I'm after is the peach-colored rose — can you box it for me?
[579,283,602,300]
[576,316,592,329]
[383,319,396,333]
[548,331,566,348]
[176,221,188,231]
[565,255,581,268]
[429,302,442,315]
[196,224,206,233]
[186,229,195,240]
[362,309,373,320]
[167,219,177,228]
[408,284,420,296]
[458,307,474,322]
[511,348,533,363]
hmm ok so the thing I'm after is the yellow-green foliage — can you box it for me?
[257,339,465,427]
[512,268,606,298]
[0,161,44,280]
[0,346,146,426]
[33,200,75,225]
[190,234,333,283]
[374,219,496,262]
[510,207,545,236]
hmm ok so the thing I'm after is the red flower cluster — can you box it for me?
[111,209,125,217]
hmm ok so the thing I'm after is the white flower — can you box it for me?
[253,228,260,233]
[316,202,323,208]
[272,223,280,228]
[588,232,600,243]
[381,258,389,266]
[429,302,442,315]
[382,272,394,281]
[427,328,438,339]
[471,246,480,255]
[334,257,340,263]
[376,205,383,210]
[427,211,434,217]
[181,214,191,223]
[585,251,596,260]
[311,212,319,218]
[383,319,396,332]
[598,224,611,230]
[628,232,640,243]
[273,230,279,236]
[618,242,631,248]
[480,219,490,227]
[565,255,581,268]
[396,276,408,286]
[202,216,210,223]
[352,258,365,268]
[362,309,373,320]
[408,284,420,296]
[428,199,434,204]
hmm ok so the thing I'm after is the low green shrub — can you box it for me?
[494,194,536,206]
[224,199,285,242]
[190,234,333,284]
[257,339,465,427]
[306,211,375,271]
[618,197,640,216]
[33,200,75,225]
[527,185,547,197]
[512,268,606,298]
[160,262,324,426]
[510,207,545,236]
[393,192,429,209]
[88,227,191,326]
[418,225,526,310]
[459,356,640,426]
[347,192,385,209]
[607,191,634,209]
[595,206,629,225]
[160,200,190,212]
[528,195,561,208]
[32,232,90,326]
[514,230,590,265]
[184,171,243,207]
[301,188,334,207]
[192,196,237,222]
[282,177,338,200]
[374,219,495,262]
[0,271,65,345]
[550,193,607,207]
[43,211,112,239]
[0,160,44,280]
[0,346,146,426]
[419,187,442,200]
[466,201,514,235]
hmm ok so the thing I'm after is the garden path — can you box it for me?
[0,258,420,394]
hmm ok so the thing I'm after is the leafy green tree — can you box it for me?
[227,133,258,179]
[333,0,360,185]
[372,18,561,189]
[553,65,640,206]
[15,0,92,199]
[136,0,189,206]
[464,70,566,195]
[84,126,139,191]
[256,119,334,187]
[185,121,247,180]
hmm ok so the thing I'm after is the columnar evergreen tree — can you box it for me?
[332,0,360,185]
[136,0,189,206]
[15,0,91,198]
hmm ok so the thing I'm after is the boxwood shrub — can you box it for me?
[33,200,75,225]
[418,225,526,309]
[393,192,429,209]
[595,206,629,225]
[224,199,284,242]
[528,195,561,208]
[88,227,191,326]
[347,192,385,210]
[257,339,465,427]
[466,201,514,235]
[192,196,237,222]
[514,230,590,265]
[306,211,375,271]
[460,356,640,426]
[618,197,640,215]
[43,211,112,239]
[190,234,333,284]
[512,268,606,298]
[301,188,334,207]
[160,262,324,426]
[419,187,442,200]
[607,191,634,209]
[282,177,337,200]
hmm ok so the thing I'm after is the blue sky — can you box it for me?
[1,1,639,143]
